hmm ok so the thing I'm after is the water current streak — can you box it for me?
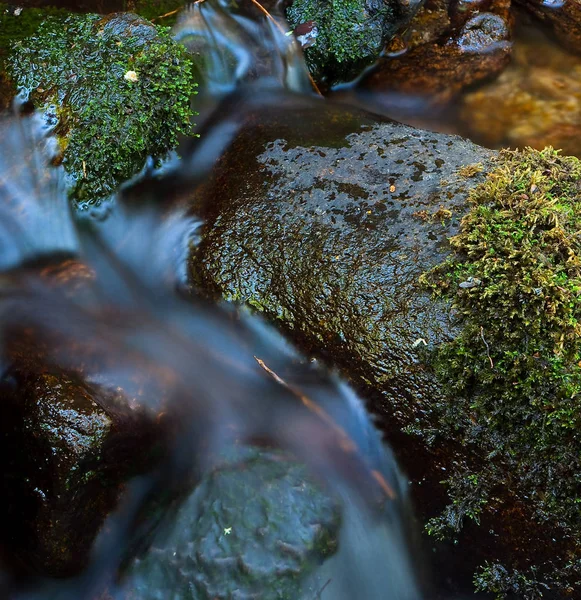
[0,2,421,598]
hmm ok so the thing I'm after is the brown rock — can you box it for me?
[516,0,581,53]
[362,0,512,104]
[0,364,161,576]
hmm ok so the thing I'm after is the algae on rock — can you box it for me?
[286,0,420,85]
[8,11,197,204]
[421,147,581,598]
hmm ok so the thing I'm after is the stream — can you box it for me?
[0,0,579,598]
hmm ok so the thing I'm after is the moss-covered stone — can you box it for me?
[286,0,420,85]
[420,147,581,597]
[7,11,197,204]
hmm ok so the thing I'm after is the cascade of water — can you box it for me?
[0,2,424,598]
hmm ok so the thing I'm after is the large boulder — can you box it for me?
[186,100,581,597]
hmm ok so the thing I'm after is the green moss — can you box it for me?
[420,147,581,597]
[8,12,197,204]
[0,4,71,105]
[286,0,393,84]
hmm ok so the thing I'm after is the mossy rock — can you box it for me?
[7,11,197,204]
[286,0,422,86]
[186,101,581,597]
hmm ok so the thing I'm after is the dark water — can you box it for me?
[0,2,431,599]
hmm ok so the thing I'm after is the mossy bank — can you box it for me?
[4,8,197,204]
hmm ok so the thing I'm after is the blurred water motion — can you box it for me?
[0,2,423,598]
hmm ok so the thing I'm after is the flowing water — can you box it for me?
[0,2,430,599]
[4,0,578,596]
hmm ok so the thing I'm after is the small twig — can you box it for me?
[151,7,181,22]
[480,325,494,368]
[254,356,396,500]
[313,578,332,599]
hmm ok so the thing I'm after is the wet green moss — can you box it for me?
[421,147,581,597]
[0,4,71,106]
[286,0,393,84]
[8,12,197,204]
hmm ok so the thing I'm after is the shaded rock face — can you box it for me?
[0,367,160,576]
[516,0,581,54]
[126,446,340,600]
[361,0,512,104]
[189,109,493,424]
[286,0,423,85]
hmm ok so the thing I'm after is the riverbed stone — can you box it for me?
[126,445,341,600]
[0,365,160,576]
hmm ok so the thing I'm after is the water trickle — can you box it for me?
[0,3,424,599]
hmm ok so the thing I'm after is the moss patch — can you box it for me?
[8,12,197,204]
[421,147,581,597]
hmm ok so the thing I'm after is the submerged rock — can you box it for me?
[0,366,160,576]
[127,446,341,600]
[286,0,422,86]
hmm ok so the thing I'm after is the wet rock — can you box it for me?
[516,0,581,54]
[459,20,581,156]
[362,0,512,104]
[126,446,340,600]
[189,105,493,430]
[0,366,160,576]
[286,0,423,86]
